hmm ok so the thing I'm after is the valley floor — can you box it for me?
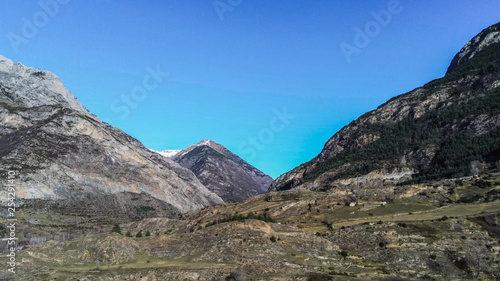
[2,173,500,280]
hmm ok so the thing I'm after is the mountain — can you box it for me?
[160,139,273,202]
[5,23,500,281]
[271,22,500,192]
[0,55,223,220]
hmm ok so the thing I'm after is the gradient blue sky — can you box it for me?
[1,1,499,178]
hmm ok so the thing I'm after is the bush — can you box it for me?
[226,271,246,281]
[339,250,348,258]
[475,179,492,188]
[145,230,152,237]
[136,230,143,238]
[270,236,277,242]
[111,224,122,235]
[125,231,132,237]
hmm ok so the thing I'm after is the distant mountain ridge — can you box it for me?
[160,139,273,202]
[271,22,500,192]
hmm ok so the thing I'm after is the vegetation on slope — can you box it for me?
[302,42,500,185]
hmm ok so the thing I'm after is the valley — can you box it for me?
[0,15,499,281]
[2,172,499,280]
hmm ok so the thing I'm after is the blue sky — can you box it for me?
[1,0,499,178]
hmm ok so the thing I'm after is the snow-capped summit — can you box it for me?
[198,139,212,146]
[153,139,273,202]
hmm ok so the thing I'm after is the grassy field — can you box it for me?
[332,200,500,227]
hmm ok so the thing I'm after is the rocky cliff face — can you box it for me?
[447,23,500,74]
[0,55,223,217]
[271,22,500,192]
[163,140,273,202]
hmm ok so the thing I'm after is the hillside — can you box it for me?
[8,172,500,280]
[271,22,500,192]
[0,54,223,222]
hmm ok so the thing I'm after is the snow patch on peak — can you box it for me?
[197,139,213,146]
[159,150,182,158]
[148,148,182,158]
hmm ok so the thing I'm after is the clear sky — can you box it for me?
[1,1,499,178]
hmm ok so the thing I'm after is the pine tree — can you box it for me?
[111,224,122,235]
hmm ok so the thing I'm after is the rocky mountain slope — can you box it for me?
[159,139,273,202]
[271,22,500,192]
[3,22,500,281]
[0,55,223,219]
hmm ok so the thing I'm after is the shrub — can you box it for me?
[136,230,143,238]
[125,231,132,237]
[339,250,348,258]
[270,236,277,242]
[226,271,246,281]
[111,224,122,235]
[145,230,152,237]
[247,212,256,219]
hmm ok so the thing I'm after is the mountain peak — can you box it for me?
[271,22,500,192]
[163,139,273,202]
[197,139,213,146]
[0,54,90,115]
[447,22,500,74]
[193,139,231,156]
